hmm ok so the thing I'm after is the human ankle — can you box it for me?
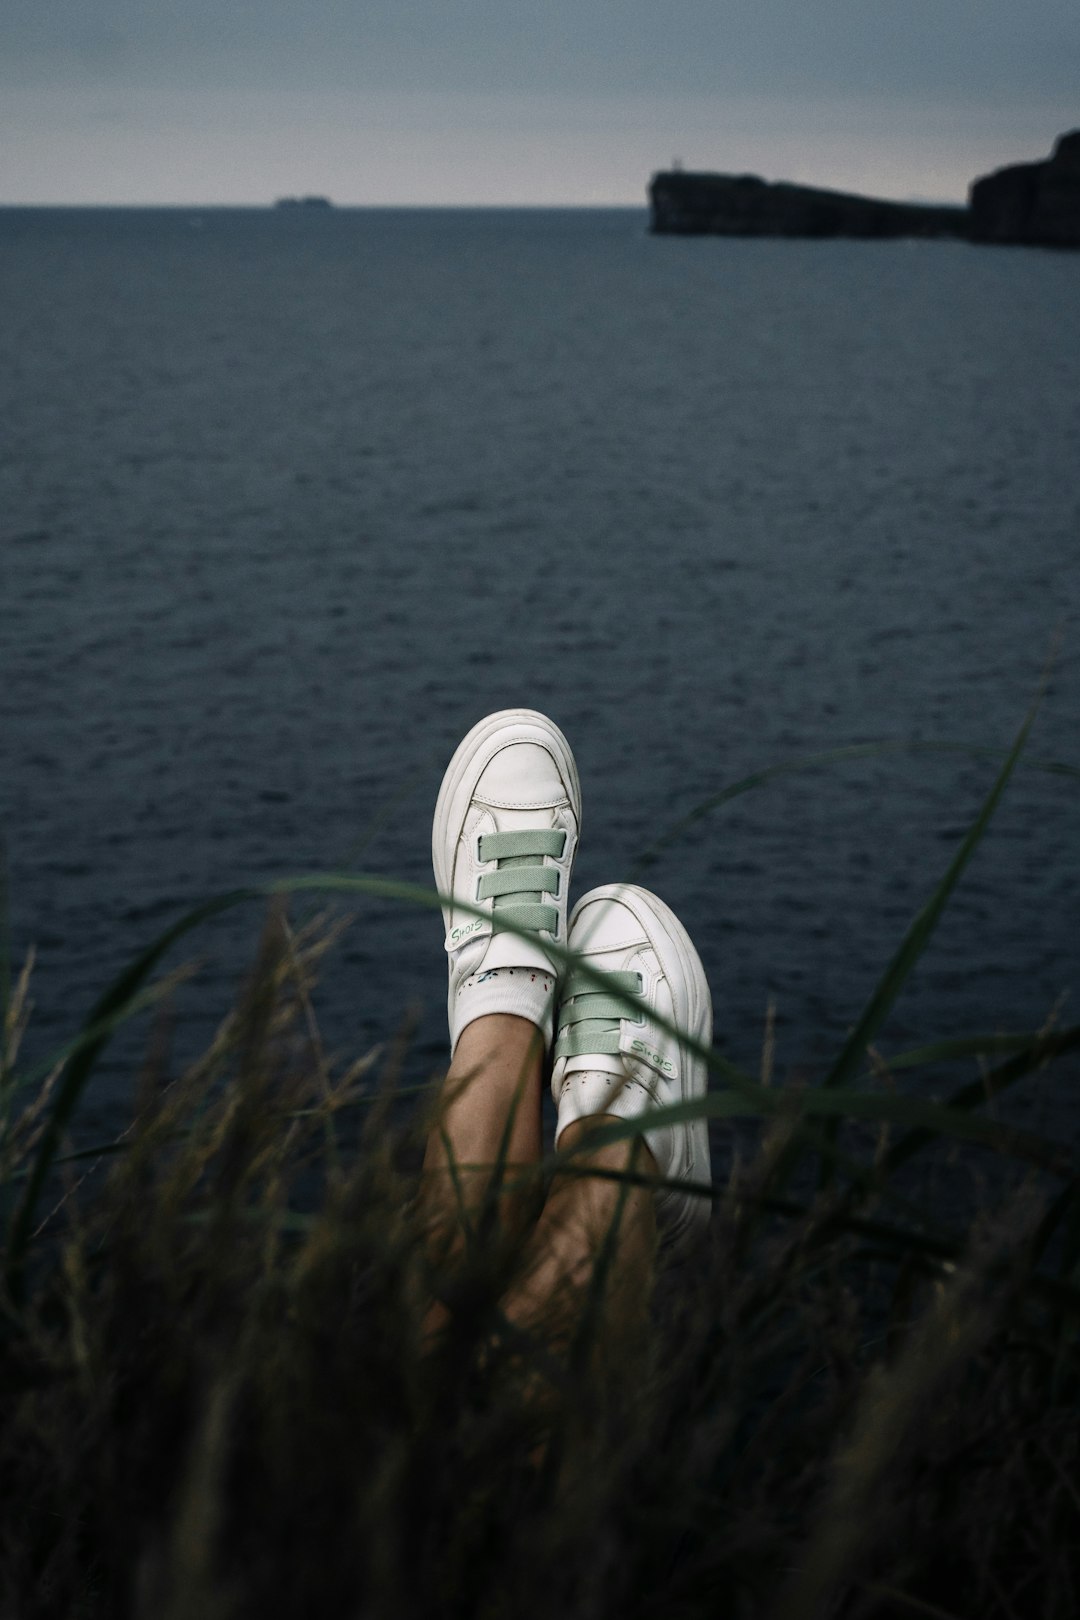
[451,962,557,1056]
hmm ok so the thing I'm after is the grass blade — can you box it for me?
[625,737,1078,881]
[881,1025,1080,1179]
[0,835,11,1102]
[868,1026,1080,1074]
[554,1086,1071,1176]
[4,875,447,1291]
[820,698,1041,1098]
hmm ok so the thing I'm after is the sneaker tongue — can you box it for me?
[480,929,555,975]
[486,806,558,833]
[560,1051,624,1080]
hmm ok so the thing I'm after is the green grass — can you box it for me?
[1,711,1078,1619]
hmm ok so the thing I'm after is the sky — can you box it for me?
[1,0,1077,206]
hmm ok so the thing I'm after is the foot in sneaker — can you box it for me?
[433,710,581,1055]
[551,884,712,1248]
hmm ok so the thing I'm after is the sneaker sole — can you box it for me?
[432,709,582,932]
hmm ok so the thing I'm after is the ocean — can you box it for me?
[1,205,1077,1147]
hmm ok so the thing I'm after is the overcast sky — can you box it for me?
[2,0,1077,205]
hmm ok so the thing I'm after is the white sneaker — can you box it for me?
[432,709,581,1054]
[552,884,712,1248]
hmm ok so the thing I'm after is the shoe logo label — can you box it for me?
[448,917,485,946]
[630,1038,675,1076]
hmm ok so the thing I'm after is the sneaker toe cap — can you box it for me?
[475,741,573,810]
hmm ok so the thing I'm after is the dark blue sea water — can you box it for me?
[2,206,1078,1147]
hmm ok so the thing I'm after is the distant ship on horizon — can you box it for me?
[273,195,334,210]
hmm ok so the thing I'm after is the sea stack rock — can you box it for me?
[648,172,968,240]
[969,130,1080,247]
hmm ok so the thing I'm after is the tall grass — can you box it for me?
[1,716,1078,1619]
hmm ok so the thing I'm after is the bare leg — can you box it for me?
[419,1014,546,1320]
[497,1115,658,1410]
[425,709,581,1330]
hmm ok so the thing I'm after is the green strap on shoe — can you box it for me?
[479,830,566,860]
[553,969,643,1061]
[478,867,559,900]
[478,828,567,937]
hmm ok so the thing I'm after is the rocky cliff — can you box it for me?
[650,131,1080,247]
[969,130,1080,247]
[648,172,968,240]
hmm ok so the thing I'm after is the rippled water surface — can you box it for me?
[2,207,1078,1141]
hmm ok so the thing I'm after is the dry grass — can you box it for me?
[0,906,1077,1620]
[3,707,1078,1617]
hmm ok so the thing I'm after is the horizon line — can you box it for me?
[0,199,652,211]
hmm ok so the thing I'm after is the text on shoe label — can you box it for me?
[449,918,485,946]
[630,1038,675,1076]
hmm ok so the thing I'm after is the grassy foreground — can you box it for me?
[1,722,1078,1619]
